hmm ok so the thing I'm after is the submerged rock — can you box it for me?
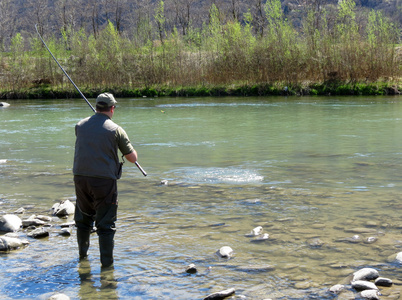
[52,200,75,216]
[0,214,22,232]
[203,288,235,300]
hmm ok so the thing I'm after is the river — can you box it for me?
[1,96,402,299]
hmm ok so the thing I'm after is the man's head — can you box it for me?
[96,93,117,112]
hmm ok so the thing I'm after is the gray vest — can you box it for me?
[73,113,121,179]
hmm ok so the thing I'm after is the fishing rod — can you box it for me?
[35,24,147,177]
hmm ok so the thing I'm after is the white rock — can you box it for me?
[0,102,10,108]
[0,236,29,251]
[245,226,263,237]
[352,280,378,291]
[359,289,380,300]
[352,268,379,282]
[0,214,22,232]
[52,200,75,216]
[216,246,233,258]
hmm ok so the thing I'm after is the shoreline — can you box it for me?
[0,82,401,100]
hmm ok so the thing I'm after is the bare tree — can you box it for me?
[0,0,17,51]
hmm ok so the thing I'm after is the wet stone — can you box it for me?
[185,263,197,274]
[0,214,22,232]
[375,277,392,287]
[352,268,380,282]
[359,289,380,300]
[328,284,345,294]
[351,280,378,291]
[216,246,233,259]
[27,227,49,239]
[203,288,235,300]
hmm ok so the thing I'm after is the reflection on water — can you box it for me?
[1,97,402,299]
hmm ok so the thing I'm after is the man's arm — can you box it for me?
[125,149,138,163]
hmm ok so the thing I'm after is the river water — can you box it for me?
[1,96,402,299]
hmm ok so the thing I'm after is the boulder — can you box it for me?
[352,268,379,282]
[216,246,233,259]
[375,277,392,287]
[27,227,49,239]
[203,288,235,300]
[0,214,22,232]
[359,289,380,300]
[52,200,75,216]
[185,263,197,274]
[0,235,29,251]
[351,280,378,291]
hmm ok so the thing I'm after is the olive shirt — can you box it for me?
[73,113,134,180]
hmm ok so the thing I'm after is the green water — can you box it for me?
[1,96,402,299]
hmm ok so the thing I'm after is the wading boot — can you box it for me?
[77,229,91,259]
[99,234,114,268]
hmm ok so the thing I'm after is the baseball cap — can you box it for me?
[96,93,117,107]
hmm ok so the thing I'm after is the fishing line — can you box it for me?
[35,24,147,176]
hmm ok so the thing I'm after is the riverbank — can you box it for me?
[0,81,401,100]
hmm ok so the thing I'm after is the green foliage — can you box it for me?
[0,1,401,96]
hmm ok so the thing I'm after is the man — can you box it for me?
[73,92,138,268]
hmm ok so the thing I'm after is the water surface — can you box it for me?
[1,96,402,299]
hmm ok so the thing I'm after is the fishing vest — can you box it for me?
[73,113,134,180]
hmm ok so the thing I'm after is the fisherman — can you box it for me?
[73,93,138,268]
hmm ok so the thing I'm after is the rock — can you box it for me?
[27,227,49,239]
[47,293,70,300]
[59,228,72,236]
[60,221,75,228]
[0,236,29,251]
[14,207,25,214]
[359,289,380,300]
[328,284,345,294]
[365,237,378,244]
[0,214,22,232]
[395,252,402,263]
[37,215,53,222]
[0,102,10,107]
[52,200,75,216]
[352,268,379,282]
[351,280,378,291]
[245,226,263,237]
[344,228,377,234]
[251,233,269,242]
[337,235,361,243]
[236,264,275,273]
[307,238,324,248]
[374,277,392,287]
[216,246,233,259]
[22,216,46,227]
[185,263,197,274]
[203,288,235,300]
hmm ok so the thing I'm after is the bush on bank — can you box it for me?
[0,0,401,99]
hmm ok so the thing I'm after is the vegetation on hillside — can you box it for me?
[0,0,401,98]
